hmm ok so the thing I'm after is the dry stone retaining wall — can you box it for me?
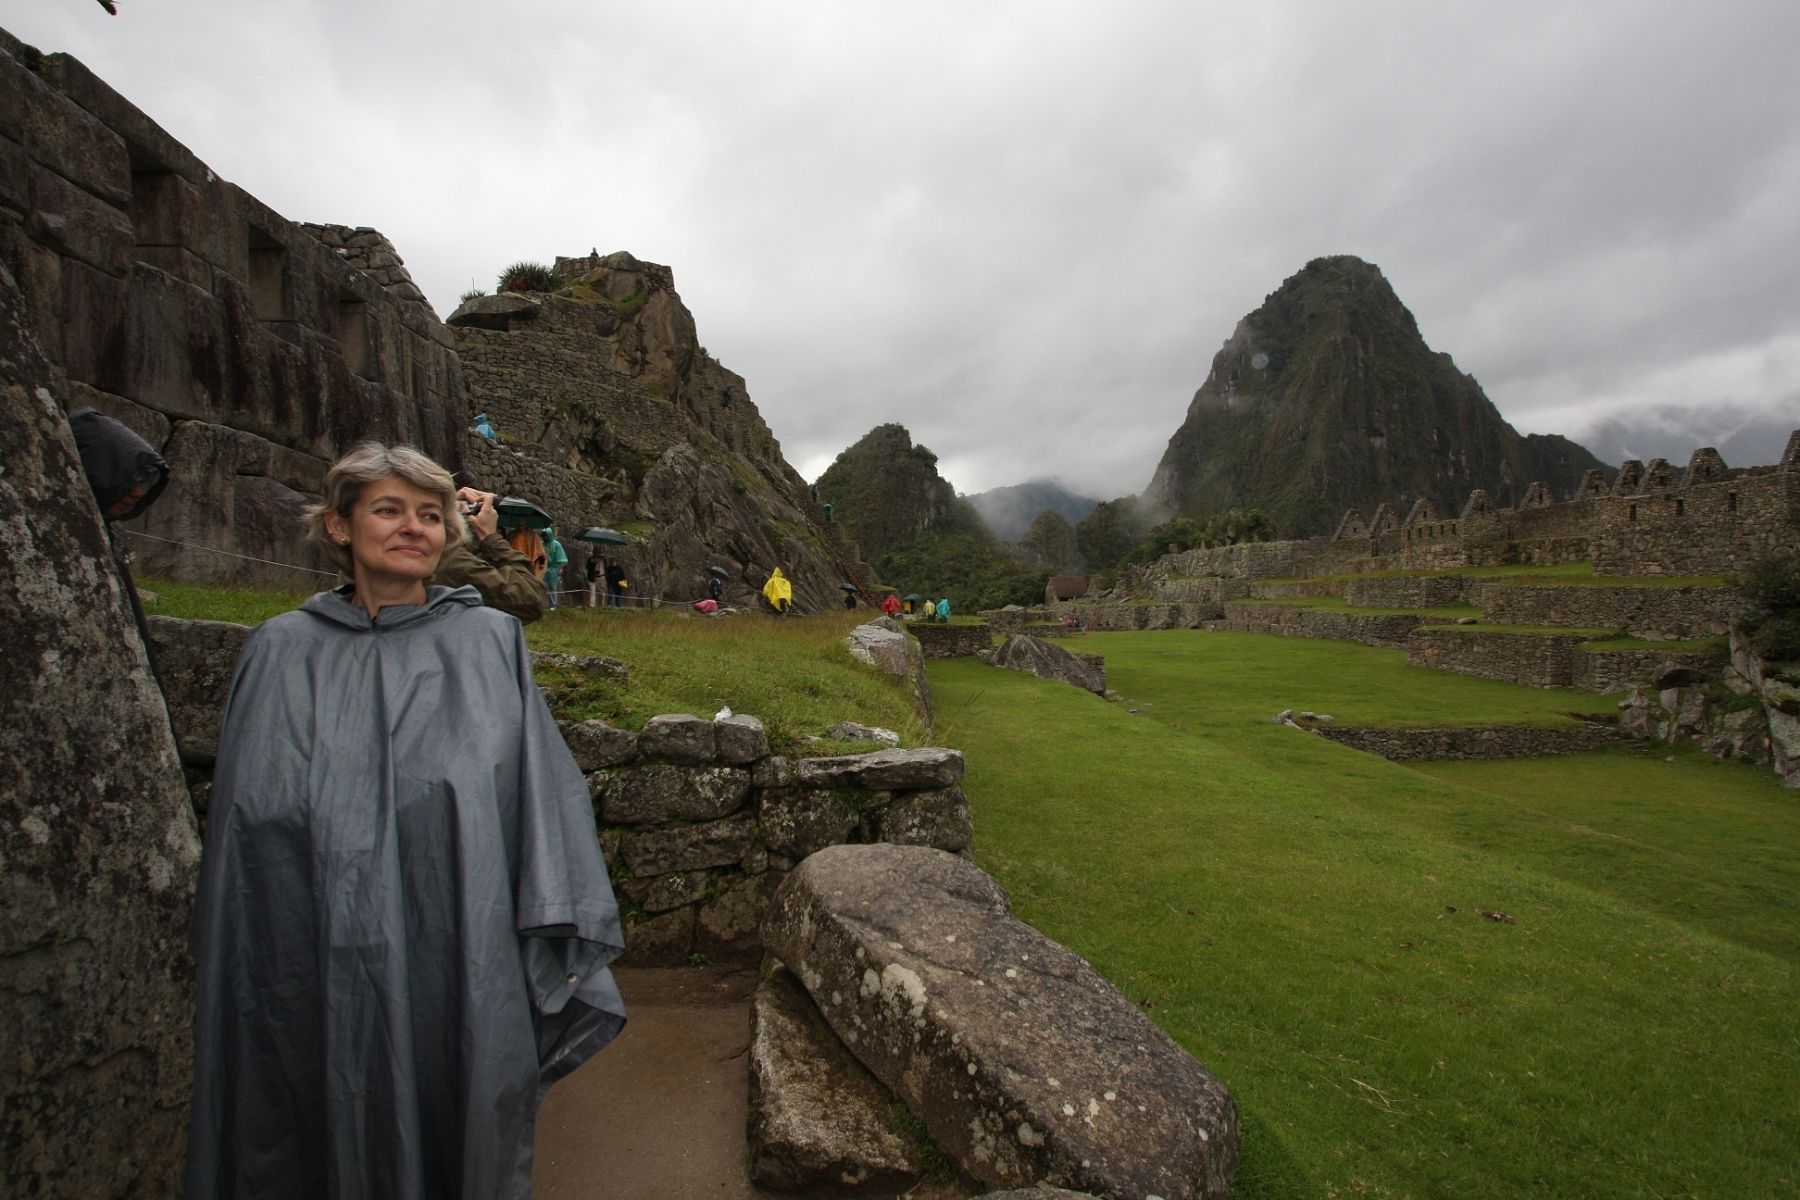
[1405,629,1589,688]
[909,620,995,658]
[1222,603,1422,648]
[1469,580,1749,640]
[1571,644,1728,693]
[1342,574,1470,608]
[1316,724,1623,759]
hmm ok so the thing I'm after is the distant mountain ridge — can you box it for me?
[1147,255,1607,537]
[964,479,1101,542]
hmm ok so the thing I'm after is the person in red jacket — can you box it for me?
[880,591,901,618]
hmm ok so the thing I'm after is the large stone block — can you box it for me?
[0,261,200,1199]
[694,871,786,963]
[618,905,694,967]
[987,634,1106,695]
[869,787,972,853]
[28,163,131,274]
[759,787,862,859]
[639,712,717,763]
[1,47,130,206]
[561,718,638,770]
[716,712,771,764]
[620,814,757,876]
[763,845,1239,1199]
[748,965,930,1193]
[797,747,965,791]
[599,763,751,824]
[145,615,249,766]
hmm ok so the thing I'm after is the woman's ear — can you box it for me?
[324,510,351,546]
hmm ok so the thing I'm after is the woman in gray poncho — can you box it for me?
[186,443,626,1200]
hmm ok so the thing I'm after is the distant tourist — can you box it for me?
[185,441,625,1199]
[603,558,627,607]
[585,555,601,607]
[543,529,567,610]
[881,591,901,618]
[936,596,951,622]
[708,573,724,603]
[473,412,497,443]
[763,567,793,615]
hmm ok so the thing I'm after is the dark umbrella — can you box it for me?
[904,593,922,603]
[575,526,632,545]
[839,582,859,592]
[706,565,731,578]
[496,496,553,530]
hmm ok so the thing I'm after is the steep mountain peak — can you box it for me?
[815,424,982,561]
[1147,256,1604,536]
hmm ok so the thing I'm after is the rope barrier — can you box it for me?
[119,529,339,579]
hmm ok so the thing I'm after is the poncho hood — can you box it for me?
[68,407,169,520]
[301,583,484,630]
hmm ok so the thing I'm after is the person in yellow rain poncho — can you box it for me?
[762,567,793,615]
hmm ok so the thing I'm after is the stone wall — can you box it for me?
[1222,603,1422,649]
[1342,575,1470,608]
[1405,628,1591,688]
[1591,462,1799,576]
[1571,644,1727,693]
[0,32,466,591]
[1315,723,1623,759]
[576,718,973,967]
[1469,580,1749,639]
[908,620,994,659]
[146,616,972,972]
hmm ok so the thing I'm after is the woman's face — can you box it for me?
[325,474,448,594]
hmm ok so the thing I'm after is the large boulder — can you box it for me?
[747,965,932,1193]
[845,617,934,724]
[986,635,1105,695]
[762,845,1239,1199]
[1,260,202,1198]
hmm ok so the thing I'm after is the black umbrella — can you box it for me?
[839,582,859,592]
[575,526,632,545]
[706,565,731,578]
[495,496,553,530]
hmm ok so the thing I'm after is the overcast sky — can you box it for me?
[12,1,1799,497]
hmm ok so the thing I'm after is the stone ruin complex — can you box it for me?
[0,26,860,609]
[2,30,1239,1198]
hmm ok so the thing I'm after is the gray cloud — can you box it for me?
[13,1,1798,500]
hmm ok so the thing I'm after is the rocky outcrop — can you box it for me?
[762,845,1239,1199]
[984,635,1106,695]
[1,259,202,1199]
[1616,628,1799,787]
[451,252,869,613]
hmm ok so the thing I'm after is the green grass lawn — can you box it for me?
[141,579,926,756]
[933,631,1797,1200]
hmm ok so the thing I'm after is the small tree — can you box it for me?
[1736,550,1800,661]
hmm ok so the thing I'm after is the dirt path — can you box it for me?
[533,965,775,1200]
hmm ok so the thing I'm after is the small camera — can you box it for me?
[462,499,483,517]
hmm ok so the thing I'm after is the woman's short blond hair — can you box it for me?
[304,442,466,574]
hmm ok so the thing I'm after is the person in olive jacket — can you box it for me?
[429,486,548,624]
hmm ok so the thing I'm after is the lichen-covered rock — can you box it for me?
[762,845,1239,1199]
[1,258,201,1199]
[868,787,972,853]
[827,721,902,747]
[620,814,757,875]
[844,618,934,724]
[760,788,862,859]
[754,754,797,789]
[748,965,929,1193]
[797,748,965,791]
[599,763,751,824]
[639,712,718,763]
[445,291,542,330]
[694,871,786,963]
[561,718,639,770]
[988,635,1106,695]
[619,869,714,914]
[146,614,249,766]
[716,712,771,764]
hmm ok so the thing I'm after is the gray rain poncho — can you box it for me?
[186,585,625,1199]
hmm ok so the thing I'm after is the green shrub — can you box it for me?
[496,261,562,294]
[458,286,485,305]
[1735,549,1800,659]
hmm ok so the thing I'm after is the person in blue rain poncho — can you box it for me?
[185,442,625,1200]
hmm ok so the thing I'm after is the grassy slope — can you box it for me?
[933,632,1797,1200]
